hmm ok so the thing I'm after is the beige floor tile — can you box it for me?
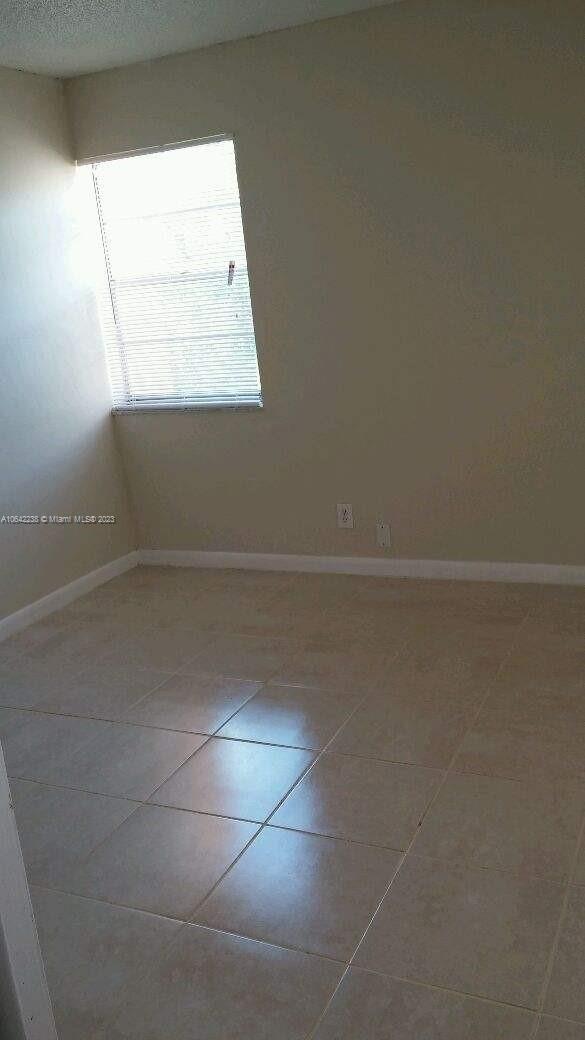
[67,579,127,607]
[101,626,214,672]
[280,582,416,647]
[195,826,399,959]
[32,886,181,1040]
[53,593,123,625]
[217,684,364,749]
[86,604,153,634]
[273,646,389,692]
[45,722,205,798]
[17,618,118,670]
[538,585,585,607]
[279,572,371,604]
[124,674,262,733]
[204,568,297,594]
[413,772,585,880]
[195,582,280,607]
[11,779,136,888]
[0,662,70,709]
[486,670,585,711]
[355,854,564,1007]
[243,596,357,641]
[99,923,342,1040]
[314,608,414,651]
[379,642,503,699]
[38,664,169,720]
[271,599,368,635]
[67,804,258,919]
[150,737,312,821]
[230,574,337,611]
[0,614,76,661]
[544,887,585,1023]
[115,565,211,592]
[313,967,536,1039]
[0,707,112,781]
[352,577,535,614]
[330,689,476,768]
[217,609,316,639]
[241,612,328,639]
[180,634,299,680]
[537,1019,585,1039]
[405,616,521,658]
[455,683,585,782]
[572,835,585,886]
[519,613,585,644]
[177,591,286,633]
[271,752,442,848]
[499,644,585,684]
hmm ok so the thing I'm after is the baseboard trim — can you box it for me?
[2,548,580,643]
[0,551,139,642]
[138,549,585,586]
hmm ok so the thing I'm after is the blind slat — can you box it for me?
[92,139,262,411]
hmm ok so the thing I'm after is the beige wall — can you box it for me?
[0,66,135,620]
[66,0,585,564]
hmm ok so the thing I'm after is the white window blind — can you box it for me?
[91,138,262,411]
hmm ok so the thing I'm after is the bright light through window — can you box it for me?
[90,138,262,411]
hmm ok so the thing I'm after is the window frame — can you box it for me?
[84,133,265,415]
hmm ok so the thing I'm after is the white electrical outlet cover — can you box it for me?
[336,503,354,529]
[376,521,391,548]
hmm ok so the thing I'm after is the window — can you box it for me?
[91,137,262,411]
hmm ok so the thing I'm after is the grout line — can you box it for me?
[260,691,375,829]
[40,896,191,1038]
[188,688,375,923]
[528,804,585,1038]
[15,770,579,888]
[266,826,573,885]
[186,916,344,964]
[8,731,212,809]
[61,799,150,872]
[181,821,264,921]
[305,605,537,1038]
[31,880,186,926]
[8,773,144,805]
[40,881,348,969]
[142,726,306,807]
[537,1012,585,1029]
[388,849,570,887]
[34,875,220,929]
[31,881,571,1023]
[0,673,174,724]
[13,692,576,786]
[353,964,539,1014]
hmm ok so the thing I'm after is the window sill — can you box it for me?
[112,402,264,415]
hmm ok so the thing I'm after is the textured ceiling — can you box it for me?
[0,0,397,78]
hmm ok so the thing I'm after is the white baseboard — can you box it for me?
[0,551,139,643]
[138,549,585,586]
[1,548,581,644]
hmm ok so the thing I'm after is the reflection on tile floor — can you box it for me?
[1,566,585,1038]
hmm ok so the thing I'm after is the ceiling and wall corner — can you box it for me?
[0,0,400,76]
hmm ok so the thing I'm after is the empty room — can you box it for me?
[0,1,583,1038]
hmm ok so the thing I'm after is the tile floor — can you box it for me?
[1,566,585,1038]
